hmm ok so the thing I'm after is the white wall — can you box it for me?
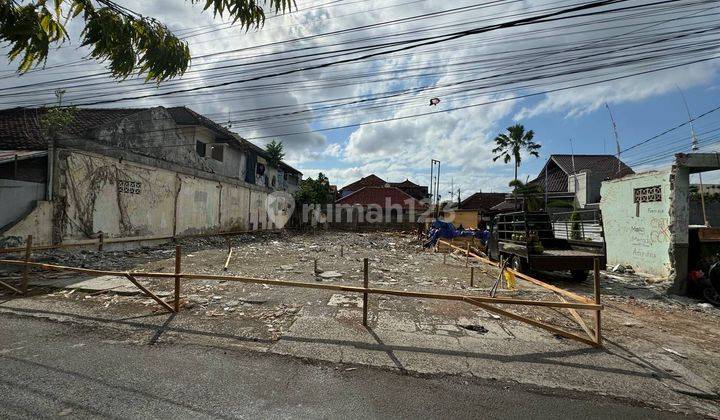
[600,170,673,276]
[57,150,270,242]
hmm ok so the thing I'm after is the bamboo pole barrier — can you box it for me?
[125,274,174,314]
[0,279,21,294]
[363,258,369,326]
[464,297,599,347]
[465,242,470,267]
[470,267,475,288]
[0,259,602,311]
[593,258,602,345]
[438,240,593,304]
[21,235,32,294]
[174,246,181,313]
[340,245,344,257]
[98,232,104,252]
[559,295,595,342]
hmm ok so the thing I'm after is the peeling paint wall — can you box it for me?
[600,170,673,277]
[0,200,53,247]
[56,150,269,242]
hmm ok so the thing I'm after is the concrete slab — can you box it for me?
[29,275,169,296]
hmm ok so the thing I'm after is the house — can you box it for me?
[338,174,387,198]
[600,153,720,295]
[451,192,508,229]
[339,174,430,201]
[0,106,301,247]
[334,186,427,226]
[388,179,430,201]
[530,154,634,208]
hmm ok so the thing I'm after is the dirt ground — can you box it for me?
[1,230,719,415]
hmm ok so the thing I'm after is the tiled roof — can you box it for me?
[458,192,508,211]
[0,106,302,175]
[339,174,387,192]
[334,186,427,209]
[0,150,47,163]
[530,155,634,192]
[389,179,421,188]
[0,107,145,150]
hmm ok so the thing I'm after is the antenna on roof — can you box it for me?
[570,138,579,210]
[676,85,709,226]
[605,103,621,174]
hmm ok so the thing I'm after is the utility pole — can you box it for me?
[430,159,440,219]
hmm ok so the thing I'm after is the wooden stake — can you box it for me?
[174,245,181,313]
[340,245,344,257]
[98,232,104,251]
[593,258,602,345]
[443,252,447,264]
[363,257,369,326]
[314,258,318,274]
[465,242,470,267]
[21,235,32,294]
[223,247,233,271]
[470,267,475,287]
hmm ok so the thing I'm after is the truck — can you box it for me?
[486,210,606,281]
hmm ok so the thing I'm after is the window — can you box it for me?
[256,163,266,175]
[118,180,141,195]
[210,144,224,162]
[195,140,206,157]
[634,186,662,203]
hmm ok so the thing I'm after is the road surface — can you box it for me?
[0,314,694,419]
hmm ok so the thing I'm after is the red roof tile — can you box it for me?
[339,174,387,192]
[335,186,427,209]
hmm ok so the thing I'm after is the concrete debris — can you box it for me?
[663,347,688,359]
[318,271,343,279]
[459,324,489,334]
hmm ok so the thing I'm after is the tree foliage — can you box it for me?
[509,179,544,212]
[0,0,296,83]
[40,106,77,138]
[295,172,331,206]
[265,140,285,168]
[492,124,541,182]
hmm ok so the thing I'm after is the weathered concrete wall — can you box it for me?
[600,170,673,277]
[220,184,250,231]
[0,179,45,228]
[55,150,268,242]
[0,200,53,247]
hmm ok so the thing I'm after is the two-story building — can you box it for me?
[0,106,301,247]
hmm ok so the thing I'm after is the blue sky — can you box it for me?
[1,0,719,196]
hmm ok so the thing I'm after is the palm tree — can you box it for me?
[492,125,541,182]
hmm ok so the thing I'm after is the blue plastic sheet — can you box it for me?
[424,220,486,247]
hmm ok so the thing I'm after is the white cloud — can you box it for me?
[1,0,718,195]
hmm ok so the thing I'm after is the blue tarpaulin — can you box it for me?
[424,220,485,247]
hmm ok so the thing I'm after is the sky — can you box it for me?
[2,0,720,200]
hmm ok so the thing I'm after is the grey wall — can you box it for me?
[689,199,720,225]
[0,179,45,228]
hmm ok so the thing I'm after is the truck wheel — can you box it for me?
[511,256,525,274]
[702,286,720,306]
[570,270,589,282]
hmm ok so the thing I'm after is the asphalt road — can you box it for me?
[0,314,694,419]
